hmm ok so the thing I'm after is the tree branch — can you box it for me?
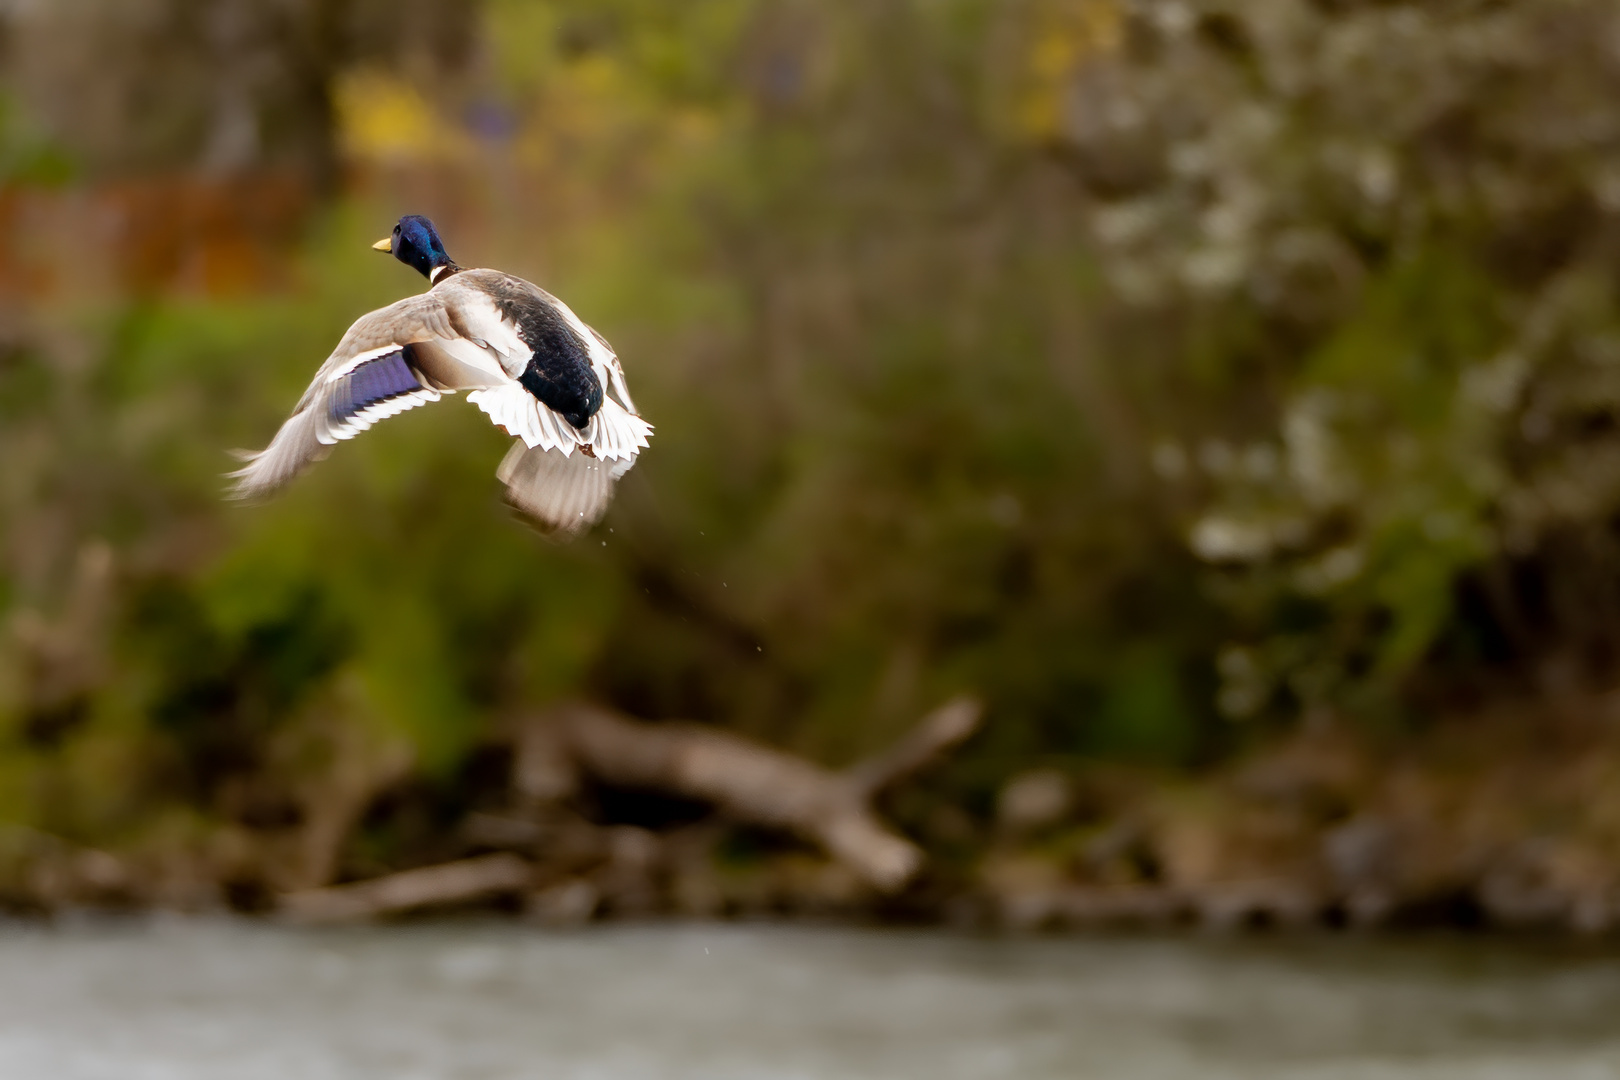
[512,696,983,893]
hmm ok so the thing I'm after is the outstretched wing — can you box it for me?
[227,295,456,499]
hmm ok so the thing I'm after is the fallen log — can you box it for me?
[511,696,983,892]
[278,853,533,924]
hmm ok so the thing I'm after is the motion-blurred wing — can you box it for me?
[495,441,626,535]
[227,295,456,499]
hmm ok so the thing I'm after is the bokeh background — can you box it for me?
[4,0,1620,929]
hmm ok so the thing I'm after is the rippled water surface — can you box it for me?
[1,920,1619,1079]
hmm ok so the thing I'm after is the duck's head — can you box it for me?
[373,215,458,281]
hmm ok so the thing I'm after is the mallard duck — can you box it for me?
[228,215,651,533]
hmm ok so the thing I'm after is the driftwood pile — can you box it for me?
[279,697,983,924]
[19,686,1620,936]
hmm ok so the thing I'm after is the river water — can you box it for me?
[0,920,1617,1079]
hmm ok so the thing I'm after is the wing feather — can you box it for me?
[229,335,445,499]
[495,441,618,534]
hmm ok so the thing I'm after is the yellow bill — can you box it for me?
[371,237,393,252]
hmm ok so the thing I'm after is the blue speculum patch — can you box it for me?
[330,349,423,424]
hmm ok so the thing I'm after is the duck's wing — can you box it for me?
[227,294,463,499]
[495,440,624,535]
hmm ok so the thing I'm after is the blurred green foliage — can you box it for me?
[1,0,1619,868]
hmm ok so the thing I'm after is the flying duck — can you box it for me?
[228,215,651,533]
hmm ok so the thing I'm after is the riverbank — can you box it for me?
[6,690,1620,937]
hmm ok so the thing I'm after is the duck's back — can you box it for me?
[440,270,603,430]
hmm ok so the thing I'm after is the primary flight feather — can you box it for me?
[227,215,652,534]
